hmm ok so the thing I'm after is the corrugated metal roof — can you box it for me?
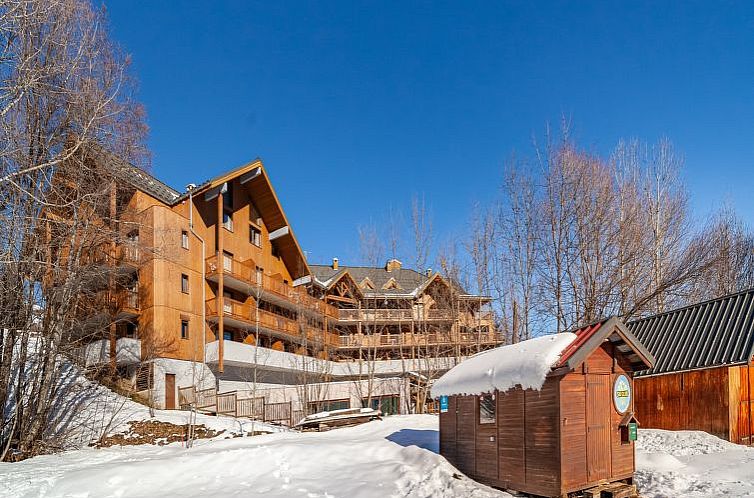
[627,289,754,376]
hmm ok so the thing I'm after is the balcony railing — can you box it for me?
[338,331,501,348]
[115,244,141,266]
[337,308,460,322]
[205,255,338,319]
[338,308,413,322]
[206,297,338,347]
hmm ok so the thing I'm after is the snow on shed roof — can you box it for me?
[430,332,577,398]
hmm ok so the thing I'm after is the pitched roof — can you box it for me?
[556,317,654,373]
[431,316,654,397]
[627,289,754,376]
[88,146,181,204]
[92,146,310,280]
[310,264,431,297]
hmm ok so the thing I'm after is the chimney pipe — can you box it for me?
[332,257,339,270]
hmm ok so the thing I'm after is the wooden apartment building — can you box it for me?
[78,152,499,410]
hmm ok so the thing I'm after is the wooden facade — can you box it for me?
[634,365,754,444]
[438,318,654,497]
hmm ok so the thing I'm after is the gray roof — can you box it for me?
[627,289,754,376]
[310,264,431,297]
[88,146,182,204]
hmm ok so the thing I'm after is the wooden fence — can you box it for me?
[177,385,297,426]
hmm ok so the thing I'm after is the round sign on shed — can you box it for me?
[613,374,632,414]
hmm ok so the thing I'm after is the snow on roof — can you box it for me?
[431,332,578,397]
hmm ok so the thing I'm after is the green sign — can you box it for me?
[628,422,638,442]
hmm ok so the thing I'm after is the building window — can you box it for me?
[479,394,495,424]
[255,266,263,284]
[271,242,280,259]
[181,274,189,294]
[309,399,350,414]
[250,224,261,247]
[223,331,233,341]
[181,320,189,339]
[223,251,233,272]
[181,230,189,249]
[222,212,233,231]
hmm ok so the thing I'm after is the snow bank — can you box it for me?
[0,415,508,498]
[431,333,577,397]
[635,428,754,498]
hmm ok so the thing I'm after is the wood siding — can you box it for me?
[523,378,561,497]
[439,396,457,465]
[497,388,525,487]
[455,396,476,477]
[730,365,754,445]
[475,408,498,481]
[635,366,731,440]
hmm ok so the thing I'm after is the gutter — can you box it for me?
[187,186,206,364]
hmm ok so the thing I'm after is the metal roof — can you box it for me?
[627,289,754,376]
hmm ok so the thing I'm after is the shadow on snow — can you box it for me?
[385,429,439,453]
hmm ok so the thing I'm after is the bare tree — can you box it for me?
[0,0,147,461]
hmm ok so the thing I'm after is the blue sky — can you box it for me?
[106,1,754,266]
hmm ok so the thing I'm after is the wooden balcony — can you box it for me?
[206,297,338,347]
[337,330,501,349]
[337,307,457,323]
[205,255,338,320]
[114,289,140,319]
[115,244,141,269]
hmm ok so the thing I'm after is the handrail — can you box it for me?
[205,255,338,318]
[206,297,339,347]
[338,331,501,348]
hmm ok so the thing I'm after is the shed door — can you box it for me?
[586,374,611,482]
[165,373,176,410]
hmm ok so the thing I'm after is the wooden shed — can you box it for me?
[433,317,655,497]
[628,289,754,444]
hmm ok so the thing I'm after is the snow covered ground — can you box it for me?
[4,412,754,498]
[636,429,754,497]
[1,415,504,498]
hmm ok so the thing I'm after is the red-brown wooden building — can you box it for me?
[628,289,754,444]
[433,317,654,497]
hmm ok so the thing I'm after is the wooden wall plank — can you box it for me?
[523,378,560,497]
[498,389,525,488]
[635,366,731,441]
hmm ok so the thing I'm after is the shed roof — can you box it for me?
[431,317,654,397]
[627,289,754,376]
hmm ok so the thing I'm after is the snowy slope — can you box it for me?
[1,415,507,498]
